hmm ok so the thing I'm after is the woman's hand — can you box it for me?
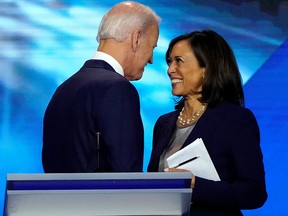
[164,168,195,189]
[164,167,188,172]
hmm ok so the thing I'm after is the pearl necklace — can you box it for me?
[178,105,207,126]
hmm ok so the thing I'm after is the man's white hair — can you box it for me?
[96,1,161,42]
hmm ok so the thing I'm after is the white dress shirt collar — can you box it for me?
[91,51,124,77]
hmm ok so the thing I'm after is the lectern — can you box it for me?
[4,172,192,216]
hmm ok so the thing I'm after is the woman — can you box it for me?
[148,30,267,215]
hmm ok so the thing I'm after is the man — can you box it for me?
[42,1,160,172]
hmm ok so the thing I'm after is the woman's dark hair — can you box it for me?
[166,29,244,109]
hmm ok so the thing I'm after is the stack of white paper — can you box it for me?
[166,138,220,181]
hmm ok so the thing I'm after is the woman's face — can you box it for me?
[167,39,205,97]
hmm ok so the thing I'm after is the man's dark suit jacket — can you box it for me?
[42,60,144,172]
[148,102,267,216]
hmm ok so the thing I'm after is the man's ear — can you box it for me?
[131,30,141,52]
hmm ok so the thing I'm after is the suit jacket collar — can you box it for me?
[92,51,124,76]
[82,59,117,73]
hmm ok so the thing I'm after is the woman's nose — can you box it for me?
[167,64,175,75]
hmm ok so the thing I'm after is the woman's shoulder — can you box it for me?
[219,101,257,123]
[217,101,252,112]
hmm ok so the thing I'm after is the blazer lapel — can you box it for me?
[150,110,179,167]
[157,111,179,152]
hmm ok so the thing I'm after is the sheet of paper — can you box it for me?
[166,138,220,181]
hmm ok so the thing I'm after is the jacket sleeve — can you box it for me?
[192,108,267,210]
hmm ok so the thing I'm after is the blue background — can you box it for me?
[1,0,287,215]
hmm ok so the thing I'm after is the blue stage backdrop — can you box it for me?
[0,0,287,215]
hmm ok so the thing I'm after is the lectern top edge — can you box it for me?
[6,172,192,181]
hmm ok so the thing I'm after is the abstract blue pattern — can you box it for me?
[1,0,287,214]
